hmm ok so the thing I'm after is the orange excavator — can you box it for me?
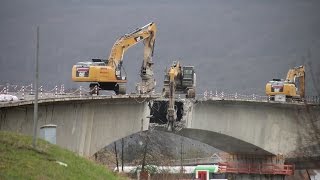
[163,61,196,131]
[72,22,157,95]
[266,65,305,101]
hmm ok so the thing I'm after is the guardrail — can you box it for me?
[0,84,319,104]
[199,90,320,104]
[199,90,269,102]
[0,84,160,102]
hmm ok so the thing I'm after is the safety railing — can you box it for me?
[198,90,269,102]
[0,83,161,102]
[1,84,319,104]
[198,90,320,104]
[218,162,294,176]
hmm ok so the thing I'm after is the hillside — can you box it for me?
[0,131,123,180]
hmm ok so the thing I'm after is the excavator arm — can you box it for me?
[166,62,181,131]
[107,22,156,67]
[164,61,196,131]
[285,65,305,98]
[107,22,157,94]
[138,22,157,93]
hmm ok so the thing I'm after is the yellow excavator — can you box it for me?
[163,61,196,131]
[266,65,305,101]
[72,22,157,95]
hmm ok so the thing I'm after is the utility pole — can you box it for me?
[121,138,124,172]
[114,142,119,172]
[180,137,184,174]
[141,132,149,172]
[32,26,40,149]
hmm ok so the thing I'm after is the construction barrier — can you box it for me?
[218,162,294,176]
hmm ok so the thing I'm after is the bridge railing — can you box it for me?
[200,91,269,102]
[198,90,320,104]
[1,84,319,104]
[0,83,162,102]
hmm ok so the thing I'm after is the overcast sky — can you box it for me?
[0,0,319,95]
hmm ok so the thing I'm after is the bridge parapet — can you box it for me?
[1,84,320,104]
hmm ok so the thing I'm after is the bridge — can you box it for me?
[1,84,320,170]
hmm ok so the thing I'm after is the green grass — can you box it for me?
[0,131,124,180]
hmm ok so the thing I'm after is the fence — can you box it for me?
[0,84,319,104]
[218,162,294,175]
[199,90,320,104]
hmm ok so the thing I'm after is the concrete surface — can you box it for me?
[179,100,320,159]
[0,96,153,156]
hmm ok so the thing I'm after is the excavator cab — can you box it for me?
[91,58,108,65]
[162,63,196,98]
[182,66,195,87]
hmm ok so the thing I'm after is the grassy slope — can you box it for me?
[0,131,123,180]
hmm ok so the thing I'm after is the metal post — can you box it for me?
[121,138,124,172]
[204,90,207,99]
[79,86,82,97]
[30,83,33,95]
[32,26,40,149]
[40,86,43,98]
[55,86,58,97]
[21,86,25,100]
[141,132,148,172]
[62,84,65,94]
[180,137,184,173]
[114,142,119,172]
[6,84,9,94]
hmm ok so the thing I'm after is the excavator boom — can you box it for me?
[107,22,156,68]
[285,65,305,98]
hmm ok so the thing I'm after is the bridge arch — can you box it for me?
[188,100,320,158]
[175,128,273,155]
